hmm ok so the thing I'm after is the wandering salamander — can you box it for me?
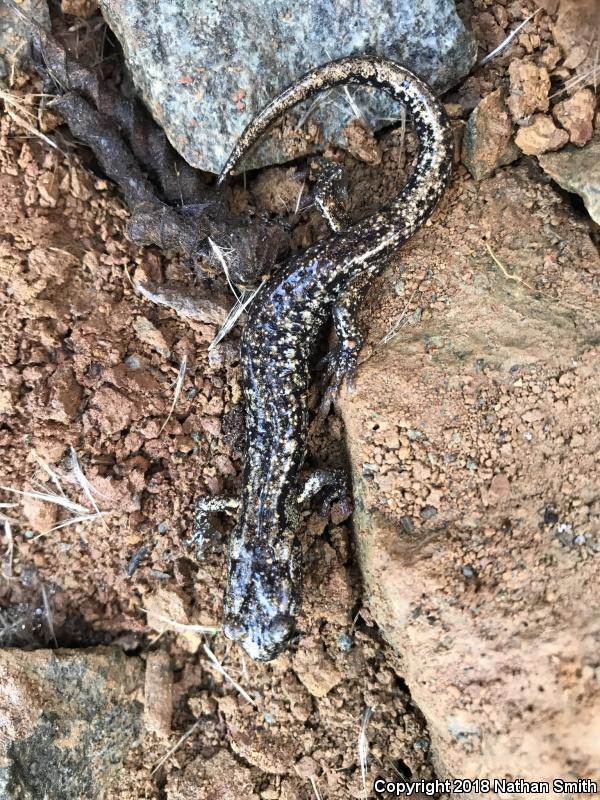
[194,56,453,660]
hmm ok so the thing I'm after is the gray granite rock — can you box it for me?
[0,0,49,77]
[538,138,600,225]
[0,647,143,800]
[98,0,476,173]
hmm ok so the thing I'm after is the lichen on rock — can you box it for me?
[0,647,143,800]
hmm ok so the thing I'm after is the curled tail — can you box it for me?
[217,55,453,240]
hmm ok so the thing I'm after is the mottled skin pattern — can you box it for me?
[195,56,453,661]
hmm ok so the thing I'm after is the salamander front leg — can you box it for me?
[190,495,239,557]
[298,468,350,517]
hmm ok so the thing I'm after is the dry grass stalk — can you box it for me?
[69,446,108,529]
[358,706,374,795]
[203,642,257,708]
[140,607,220,635]
[151,718,202,775]
[478,8,543,67]
[310,776,323,800]
[0,87,62,153]
[485,242,536,292]
[1,448,109,540]
[2,520,14,579]
[158,355,188,435]
[209,282,264,351]
[376,284,421,349]
[40,582,58,648]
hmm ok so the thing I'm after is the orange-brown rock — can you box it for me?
[339,165,600,790]
[553,88,596,147]
[515,114,569,155]
[461,89,519,180]
[506,60,550,121]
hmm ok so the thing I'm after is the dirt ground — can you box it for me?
[0,0,598,798]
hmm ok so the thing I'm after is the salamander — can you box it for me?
[194,55,453,661]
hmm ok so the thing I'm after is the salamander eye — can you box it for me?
[223,619,245,642]
[268,614,295,644]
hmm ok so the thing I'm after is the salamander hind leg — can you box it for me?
[298,468,351,518]
[317,269,375,419]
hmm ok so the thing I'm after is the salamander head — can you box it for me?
[223,540,299,661]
